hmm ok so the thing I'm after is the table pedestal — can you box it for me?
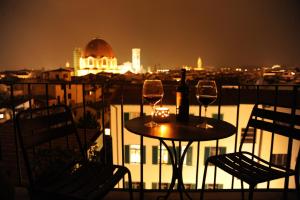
[157,140,193,200]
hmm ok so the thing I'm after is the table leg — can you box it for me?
[157,140,193,200]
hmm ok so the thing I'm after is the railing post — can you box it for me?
[231,84,241,189]
[140,83,144,200]
[10,83,22,185]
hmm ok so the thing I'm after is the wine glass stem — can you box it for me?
[151,104,155,122]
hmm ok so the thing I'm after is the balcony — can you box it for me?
[0,81,299,200]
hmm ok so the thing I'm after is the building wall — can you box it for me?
[110,104,299,189]
[76,56,119,76]
[54,84,83,105]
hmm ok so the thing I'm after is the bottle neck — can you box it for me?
[181,70,186,84]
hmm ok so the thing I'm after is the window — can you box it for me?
[55,74,59,80]
[205,183,223,189]
[204,147,226,165]
[241,127,255,143]
[183,183,196,190]
[89,91,94,96]
[212,113,224,120]
[57,96,61,104]
[125,145,146,164]
[152,146,170,164]
[175,183,196,190]
[0,113,4,119]
[60,84,66,90]
[68,93,72,99]
[124,112,129,122]
[152,182,170,189]
[152,145,193,166]
[271,154,287,167]
[125,182,145,189]
[102,58,107,66]
[89,58,93,66]
[177,146,193,166]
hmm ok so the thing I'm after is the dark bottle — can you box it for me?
[176,69,189,122]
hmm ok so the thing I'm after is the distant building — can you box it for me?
[73,38,143,76]
[74,38,119,76]
[132,48,141,73]
[194,57,204,71]
[73,48,82,75]
[47,68,72,81]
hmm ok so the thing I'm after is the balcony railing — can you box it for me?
[0,81,299,199]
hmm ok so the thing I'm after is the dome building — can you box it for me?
[74,38,119,76]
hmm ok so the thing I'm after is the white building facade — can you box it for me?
[109,104,300,190]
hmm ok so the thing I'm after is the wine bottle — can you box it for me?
[176,69,189,122]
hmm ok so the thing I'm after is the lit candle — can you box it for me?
[154,107,170,122]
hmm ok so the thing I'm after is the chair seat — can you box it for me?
[33,162,130,200]
[207,151,296,185]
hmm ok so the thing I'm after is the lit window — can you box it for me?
[130,145,141,163]
[89,58,93,66]
[0,113,4,119]
[161,146,169,164]
[152,145,192,166]
[125,145,146,164]
[102,59,107,66]
[104,128,111,136]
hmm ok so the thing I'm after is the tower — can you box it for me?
[132,48,141,73]
[73,48,82,76]
[197,57,203,69]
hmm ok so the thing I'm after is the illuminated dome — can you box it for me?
[83,38,115,58]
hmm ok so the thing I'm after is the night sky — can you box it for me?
[1,0,300,70]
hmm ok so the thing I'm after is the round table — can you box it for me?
[125,114,236,200]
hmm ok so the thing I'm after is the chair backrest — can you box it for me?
[239,103,300,169]
[16,105,85,186]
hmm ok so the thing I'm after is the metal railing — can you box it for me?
[0,81,299,197]
[117,84,299,195]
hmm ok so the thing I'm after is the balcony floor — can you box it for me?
[15,187,298,200]
[105,190,297,200]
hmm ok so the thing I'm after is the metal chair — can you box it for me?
[201,103,300,200]
[16,105,133,200]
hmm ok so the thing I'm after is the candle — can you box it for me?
[154,107,170,122]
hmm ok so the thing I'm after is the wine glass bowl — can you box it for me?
[196,80,218,129]
[143,80,164,127]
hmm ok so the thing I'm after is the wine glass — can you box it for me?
[142,80,164,127]
[196,80,218,129]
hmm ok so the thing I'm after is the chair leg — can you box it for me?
[240,180,244,200]
[127,171,133,200]
[200,161,209,200]
[248,185,254,200]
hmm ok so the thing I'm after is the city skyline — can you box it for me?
[1,0,300,70]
